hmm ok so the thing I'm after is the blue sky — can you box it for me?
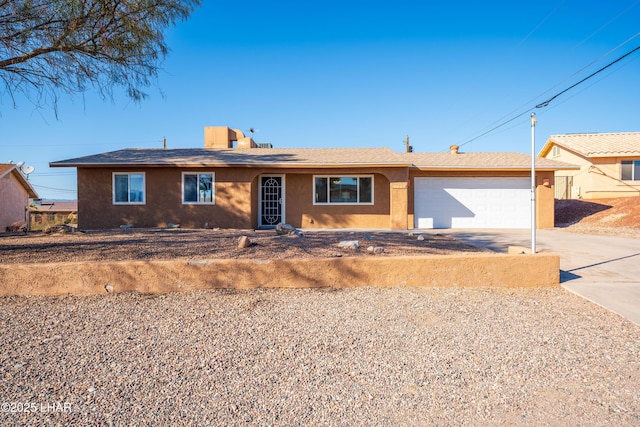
[2,0,640,199]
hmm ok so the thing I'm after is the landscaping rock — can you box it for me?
[238,236,252,249]
[6,221,27,232]
[417,234,425,241]
[275,223,297,235]
[338,240,360,250]
[43,224,74,234]
[367,246,385,254]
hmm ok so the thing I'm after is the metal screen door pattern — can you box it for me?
[260,176,283,226]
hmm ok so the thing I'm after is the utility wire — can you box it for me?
[31,184,76,193]
[459,42,640,147]
[535,43,640,108]
[459,30,640,147]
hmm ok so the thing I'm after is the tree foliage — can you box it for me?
[0,0,200,109]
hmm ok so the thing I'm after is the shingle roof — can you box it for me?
[50,148,578,171]
[30,201,78,212]
[541,132,640,157]
[50,148,411,168]
[402,151,577,170]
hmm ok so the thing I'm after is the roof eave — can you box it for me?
[410,165,575,171]
[50,162,414,168]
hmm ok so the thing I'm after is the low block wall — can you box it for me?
[0,253,559,296]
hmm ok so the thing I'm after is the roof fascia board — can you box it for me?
[0,164,15,179]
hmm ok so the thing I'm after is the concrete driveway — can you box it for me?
[436,229,640,326]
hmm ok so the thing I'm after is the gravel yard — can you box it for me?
[0,229,482,264]
[1,287,639,426]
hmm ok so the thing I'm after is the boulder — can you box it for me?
[416,234,425,241]
[276,223,297,235]
[367,246,384,254]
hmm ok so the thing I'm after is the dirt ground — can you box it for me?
[555,196,640,238]
[0,229,484,265]
[2,197,637,264]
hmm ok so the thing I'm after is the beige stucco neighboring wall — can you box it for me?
[544,146,640,199]
[0,172,30,231]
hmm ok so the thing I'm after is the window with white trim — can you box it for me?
[182,172,215,204]
[113,173,145,204]
[621,160,640,181]
[314,176,373,205]
[551,146,560,157]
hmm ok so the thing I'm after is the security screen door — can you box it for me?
[259,175,284,227]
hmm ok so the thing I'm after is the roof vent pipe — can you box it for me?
[449,145,459,154]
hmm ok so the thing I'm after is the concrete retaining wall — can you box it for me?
[0,253,559,296]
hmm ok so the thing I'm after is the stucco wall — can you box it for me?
[0,172,29,231]
[78,167,403,230]
[77,166,558,230]
[547,148,640,199]
[285,172,392,229]
[78,168,256,229]
[0,253,560,296]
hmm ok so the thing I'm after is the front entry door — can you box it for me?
[259,175,285,227]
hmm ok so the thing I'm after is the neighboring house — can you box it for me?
[539,132,640,199]
[29,200,78,230]
[0,164,39,231]
[50,126,576,230]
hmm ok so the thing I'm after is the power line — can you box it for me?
[459,42,640,147]
[535,43,640,108]
[31,184,76,193]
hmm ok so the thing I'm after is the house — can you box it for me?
[0,164,39,231]
[50,126,577,230]
[539,132,640,199]
[29,200,78,231]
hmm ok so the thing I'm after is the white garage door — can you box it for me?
[414,177,531,229]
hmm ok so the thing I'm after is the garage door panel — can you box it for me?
[414,177,531,229]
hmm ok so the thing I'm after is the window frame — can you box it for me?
[313,175,374,206]
[182,171,216,205]
[621,160,640,181]
[112,172,146,205]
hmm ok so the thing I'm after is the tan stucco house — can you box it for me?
[0,164,39,231]
[50,126,576,231]
[539,132,640,199]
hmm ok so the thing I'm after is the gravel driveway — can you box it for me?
[1,287,639,426]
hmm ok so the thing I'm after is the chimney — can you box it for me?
[449,144,459,154]
[204,126,257,149]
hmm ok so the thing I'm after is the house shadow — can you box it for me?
[417,189,476,228]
